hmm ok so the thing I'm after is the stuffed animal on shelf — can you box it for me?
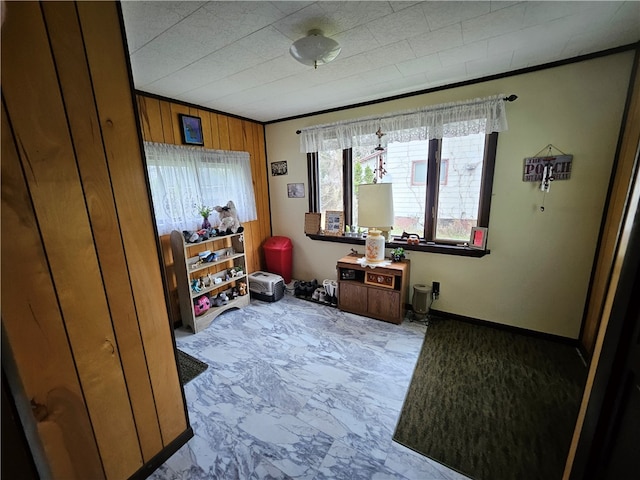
[238,281,247,296]
[230,266,244,278]
[193,294,210,316]
[212,291,229,307]
[214,200,244,234]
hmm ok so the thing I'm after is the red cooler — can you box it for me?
[263,236,293,283]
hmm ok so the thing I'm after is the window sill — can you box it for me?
[305,234,490,258]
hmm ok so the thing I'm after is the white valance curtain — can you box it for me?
[144,142,257,235]
[298,94,509,153]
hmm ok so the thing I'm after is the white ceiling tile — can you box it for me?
[611,1,640,29]
[364,40,417,66]
[466,51,514,76]
[317,1,395,34]
[461,3,528,43]
[562,23,640,58]
[144,43,262,95]
[272,2,340,40]
[439,41,488,67]
[389,2,424,13]
[235,26,293,59]
[425,62,468,85]
[521,1,585,28]
[422,1,492,30]
[490,1,520,12]
[487,21,567,56]
[408,24,464,57]
[121,1,206,52]
[130,45,188,87]
[396,54,442,77]
[366,3,430,45]
[200,1,288,35]
[333,25,381,59]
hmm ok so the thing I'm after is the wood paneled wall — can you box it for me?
[136,94,271,325]
[1,2,190,478]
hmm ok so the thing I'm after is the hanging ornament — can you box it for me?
[373,127,387,181]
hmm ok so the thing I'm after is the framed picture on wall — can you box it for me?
[325,211,344,236]
[179,114,204,145]
[271,161,288,176]
[469,227,488,250]
[287,183,305,198]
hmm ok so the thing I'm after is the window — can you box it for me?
[310,132,497,244]
[300,94,508,247]
[411,161,426,186]
[144,142,257,235]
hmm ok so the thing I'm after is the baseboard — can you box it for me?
[428,308,581,347]
[129,427,194,480]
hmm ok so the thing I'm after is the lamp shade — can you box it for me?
[358,183,394,228]
[290,29,341,68]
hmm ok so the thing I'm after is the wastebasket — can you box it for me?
[263,236,293,283]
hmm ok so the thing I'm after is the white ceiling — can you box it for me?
[121,1,640,123]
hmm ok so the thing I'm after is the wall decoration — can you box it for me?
[287,183,305,198]
[179,114,204,145]
[271,161,288,176]
[522,144,572,182]
[469,227,488,250]
[325,211,344,236]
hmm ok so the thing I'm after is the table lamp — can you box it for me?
[358,183,394,263]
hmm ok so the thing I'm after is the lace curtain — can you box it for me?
[144,142,257,235]
[299,94,508,153]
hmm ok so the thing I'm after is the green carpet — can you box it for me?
[177,349,208,385]
[393,318,587,480]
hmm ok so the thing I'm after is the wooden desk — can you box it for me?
[336,255,410,324]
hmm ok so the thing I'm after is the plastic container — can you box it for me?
[263,236,293,283]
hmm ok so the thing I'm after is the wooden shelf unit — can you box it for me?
[170,231,250,333]
[336,255,410,325]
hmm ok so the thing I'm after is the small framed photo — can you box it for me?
[469,227,488,250]
[179,114,204,145]
[287,183,305,198]
[271,161,288,176]
[324,211,344,236]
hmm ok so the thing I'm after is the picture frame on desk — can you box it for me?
[324,211,344,236]
[469,227,488,250]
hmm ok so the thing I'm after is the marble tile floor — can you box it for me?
[151,293,470,480]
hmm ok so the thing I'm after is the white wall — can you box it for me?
[265,52,634,338]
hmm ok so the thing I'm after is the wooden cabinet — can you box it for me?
[171,231,250,333]
[337,255,410,324]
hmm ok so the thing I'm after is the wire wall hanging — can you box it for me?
[522,144,573,212]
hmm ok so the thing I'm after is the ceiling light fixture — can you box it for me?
[290,29,341,69]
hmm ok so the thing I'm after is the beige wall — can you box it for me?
[265,51,635,338]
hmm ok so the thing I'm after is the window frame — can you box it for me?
[411,160,427,186]
[306,132,498,256]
